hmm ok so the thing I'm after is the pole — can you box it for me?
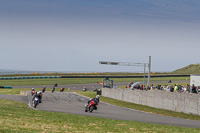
[143,64,145,90]
[148,56,151,87]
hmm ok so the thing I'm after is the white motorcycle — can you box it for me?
[32,97,39,108]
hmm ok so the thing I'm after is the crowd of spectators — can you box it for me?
[128,82,200,94]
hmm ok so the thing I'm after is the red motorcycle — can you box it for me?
[31,90,35,96]
[85,100,98,113]
[60,88,65,92]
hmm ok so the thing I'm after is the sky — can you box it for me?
[0,0,200,72]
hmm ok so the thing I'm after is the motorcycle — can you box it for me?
[60,88,65,92]
[52,87,55,93]
[31,90,35,96]
[85,100,98,113]
[32,97,39,108]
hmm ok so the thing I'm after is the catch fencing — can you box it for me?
[102,88,200,115]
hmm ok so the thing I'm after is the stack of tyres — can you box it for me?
[0,86,13,89]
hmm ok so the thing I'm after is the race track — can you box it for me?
[2,91,199,128]
[1,90,200,128]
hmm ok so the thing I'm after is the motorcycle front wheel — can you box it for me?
[33,101,38,108]
[89,105,94,113]
[85,107,88,112]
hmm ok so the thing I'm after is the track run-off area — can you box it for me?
[1,90,200,128]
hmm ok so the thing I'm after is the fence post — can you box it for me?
[122,89,124,101]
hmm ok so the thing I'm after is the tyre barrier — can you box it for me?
[0,76,61,80]
[0,86,13,89]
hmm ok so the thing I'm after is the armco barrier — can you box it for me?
[102,88,200,115]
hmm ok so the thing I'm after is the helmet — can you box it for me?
[32,88,34,90]
[96,95,100,100]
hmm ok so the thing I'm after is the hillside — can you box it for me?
[173,64,200,74]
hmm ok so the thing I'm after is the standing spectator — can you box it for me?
[192,84,197,93]
[147,86,150,90]
[166,85,170,92]
[156,84,161,90]
[186,84,190,92]
[137,84,140,89]
[150,84,154,90]
[174,84,178,91]
[170,85,174,92]
[114,84,117,89]
[129,82,133,88]
[141,85,143,90]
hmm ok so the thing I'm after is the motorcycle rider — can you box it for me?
[60,87,65,92]
[32,91,42,103]
[31,88,35,95]
[87,95,100,110]
[42,86,46,93]
[52,86,55,93]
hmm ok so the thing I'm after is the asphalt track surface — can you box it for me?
[1,91,200,128]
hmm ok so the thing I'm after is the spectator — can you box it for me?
[141,85,143,90]
[192,84,197,93]
[165,85,170,92]
[156,84,161,90]
[136,84,140,89]
[129,82,133,88]
[170,85,174,92]
[186,84,190,92]
[114,84,117,89]
[150,84,154,90]
[174,84,178,91]
[147,86,151,90]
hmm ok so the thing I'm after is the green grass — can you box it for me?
[173,64,200,74]
[0,77,189,86]
[0,99,200,133]
[0,88,74,95]
[77,91,200,121]
[0,72,191,77]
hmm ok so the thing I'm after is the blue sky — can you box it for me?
[0,0,200,72]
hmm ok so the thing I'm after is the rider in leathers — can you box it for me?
[87,95,100,110]
[32,91,42,103]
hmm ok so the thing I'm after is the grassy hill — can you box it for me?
[173,64,200,74]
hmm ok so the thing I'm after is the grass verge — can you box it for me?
[0,77,189,86]
[0,99,200,133]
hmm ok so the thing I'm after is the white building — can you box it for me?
[190,74,200,86]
